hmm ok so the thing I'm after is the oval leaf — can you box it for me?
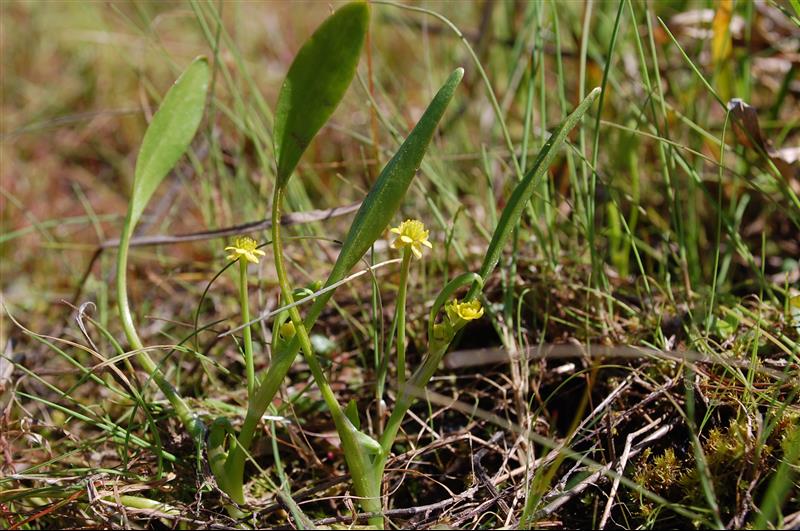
[130,57,210,227]
[274,2,369,187]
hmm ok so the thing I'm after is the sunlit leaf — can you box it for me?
[324,67,464,291]
[274,2,369,187]
[129,57,210,227]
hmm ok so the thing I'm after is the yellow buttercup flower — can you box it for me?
[390,219,432,259]
[280,321,296,339]
[446,299,484,322]
[225,236,266,264]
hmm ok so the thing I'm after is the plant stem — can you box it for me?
[238,258,255,400]
[116,216,204,443]
[379,342,449,459]
[221,282,332,504]
[395,250,412,389]
[270,187,382,524]
[270,188,344,424]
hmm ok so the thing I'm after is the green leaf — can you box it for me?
[114,57,210,448]
[324,67,464,290]
[208,417,233,495]
[129,57,210,227]
[790,0,800,20]
[274,2,369,187]
[468,87,601,299]
[344,399,360,430]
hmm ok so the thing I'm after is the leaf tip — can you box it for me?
[341,1,370,25]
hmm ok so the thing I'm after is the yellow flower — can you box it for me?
[280,321,296,339]
[446,299,484,322]
[390,219,433,259]
[225,236,266,264]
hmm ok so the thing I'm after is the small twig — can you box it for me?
[312,485,482,526]
[444,343,789,379]
[598,417,664,528]
[472,431,509,517]
[447,487,514,528]
[101,202,361,249]
[519,375,634,480]
[536,419,676,521]
[69,202,361,306]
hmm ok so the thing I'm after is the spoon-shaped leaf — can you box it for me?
[274,1,370,187]
[129,57,210,227]
[116,57,210,445]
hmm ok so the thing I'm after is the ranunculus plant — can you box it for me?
[115,2,599,525]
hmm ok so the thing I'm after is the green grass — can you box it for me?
[1,0,798,529]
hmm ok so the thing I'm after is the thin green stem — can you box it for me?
[590,0,625,293]
[395,250,412,389]
[271,188,343,420]
[238,258,256,400]
[270,186,382,524]
[379,341,449,460]
[222,258,339,504]
[578,0,593,246]
[116,215,204,443]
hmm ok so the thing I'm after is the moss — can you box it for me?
[632,415,799,525]
[633,447,686,517]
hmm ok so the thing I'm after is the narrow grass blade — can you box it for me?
[469,87,601,299]
[754,423,800,529]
